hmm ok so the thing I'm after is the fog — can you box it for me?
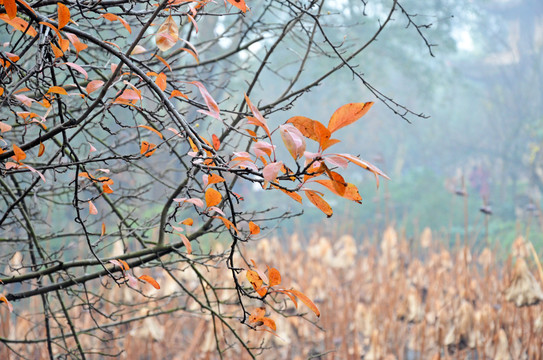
[249,0,543,247]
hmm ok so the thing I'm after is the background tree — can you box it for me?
[0,0,434,357]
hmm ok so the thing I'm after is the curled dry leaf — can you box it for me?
[504,258,543,307]
[155,16,178,51]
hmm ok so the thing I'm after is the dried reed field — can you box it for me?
[1,226,543,359]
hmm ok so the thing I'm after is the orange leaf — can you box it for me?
[47,86,68,95]
[249,307,266,323]
[5,0,17,19]
[261,317,276,331]
[169,89,188,99]
[225,0,247,13]
[12,144,26,162]
[38,142,45,157]
[100,13,131,33]
[314,180,362,203]
[155,72,167,91]
[249,221,260,235]
[0,14,37,36]
[140,141,157,157]
[139,274,160,289]
[277,289,297,307]
[50,42,64,58]
[288,289,320,317]
[212,134,220,151]
[268,267,281,287]
[88,200,98,215]
[328,102,373,133]
[118,259,129,271]
[246,270,266,296]
[153,54,171,71]
[205,173,225,186]
[287,116,319,141]
[181,218,193,226]
[215,215,239,235]
[313,121,331,150]
[0,295,13,313]
[324,168,347,196]
[86,80,104,94]
[57,2,70,29]
[305,190,333,217]
[138,124,163,139]
[205,187,222,208]
[101,222,106,236]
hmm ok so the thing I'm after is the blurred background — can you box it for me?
[234,0,543,252]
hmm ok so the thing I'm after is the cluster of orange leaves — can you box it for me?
[246,260,320,334]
